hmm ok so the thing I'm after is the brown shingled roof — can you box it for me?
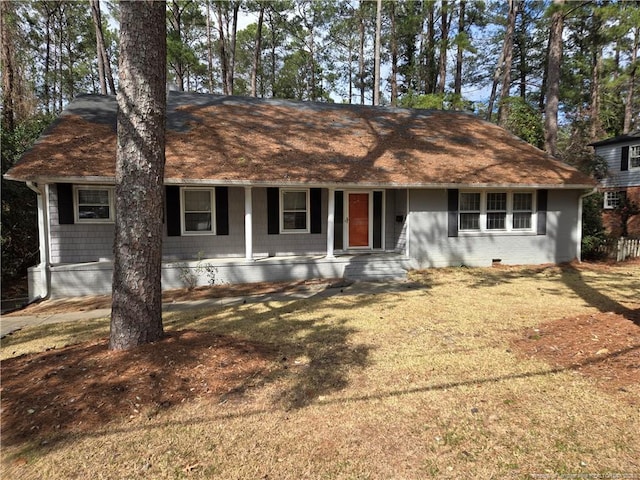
[6,93,595,188]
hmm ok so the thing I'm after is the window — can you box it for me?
[604,190,623,209]
[182,188,215,234]
[512,193,533,229]
[75,186,113,222]
[486,192,507,230]
[630,145,640,169]
[459,192,480,230]
[459,191,535,233]
[281,189,309,233]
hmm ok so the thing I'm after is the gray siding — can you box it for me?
[385,189,407,253]
[596,141,640,188]
[252,187,327,256]
[407,189,581,268]
[49,184,115,264]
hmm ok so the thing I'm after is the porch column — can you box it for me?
[326,187,335,258]
[244,186,253,260]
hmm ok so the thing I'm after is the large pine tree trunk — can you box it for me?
[437,1,450,95]
[110,0,166,351]
[251,4,265,97]
[390,0,398,106]
[454,0,465,98]
[90,0,107,95]
[544,0,564,157]
[497,0,518,126]
[623,27,638,134]
[1,0,16,132]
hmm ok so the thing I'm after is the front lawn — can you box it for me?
[2,263,639,479]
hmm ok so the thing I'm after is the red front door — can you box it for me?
[348,193,369,247]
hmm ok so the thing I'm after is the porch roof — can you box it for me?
[7,92,595,189]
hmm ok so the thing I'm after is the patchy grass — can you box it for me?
[1,263,639,479]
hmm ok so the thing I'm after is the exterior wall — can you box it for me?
[49,184,115,263]
[596,142,640,189]
[602,186,640,237]
[48,185,329,264]
[407,188,582,268]
[252,187,327,256]
[163,186,246,259]
[385,189,408,253]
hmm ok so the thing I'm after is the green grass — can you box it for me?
[2,263,639,479]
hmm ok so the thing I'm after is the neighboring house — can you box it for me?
[5,92,595,300]
[590,130,640,237]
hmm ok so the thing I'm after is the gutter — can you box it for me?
[576,187,598,262]
[25,181,51,301]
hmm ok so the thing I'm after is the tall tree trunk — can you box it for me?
[425,2,436,93]
[1,0,16,132]
[498,0,518,126]
[110,0,166,351]
[544,0,564,157]
[486,47,504,121]
[90,0,107,94]
[589,46,603,140]
[623,26,638,133]
[216,2,229,95]
[454,0,466,98]
[228,2,239,95]
[437,0,450,95]
[373,0,382,105]
[390,0,398,106]
[358,5,365,105]
[206,0,214,92]
[251,4,265,97]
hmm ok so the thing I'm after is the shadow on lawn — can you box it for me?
[0,286,375,450]
[559,264,640,326]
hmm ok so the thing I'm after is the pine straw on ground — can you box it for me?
[1,261,639,479]
[0,331,280,446]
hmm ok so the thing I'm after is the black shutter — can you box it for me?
[447,189,459,238]
[334,191,344,250]
[267,187,279,234]
[166,186,181,236]
[373,191,383,248]
[537,189,548,235]
[310,188,322,234]
[621,146,629,171]
[215,187,229,235]
[57,183,75,224]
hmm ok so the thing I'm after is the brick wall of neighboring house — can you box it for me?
[602,186,640,237]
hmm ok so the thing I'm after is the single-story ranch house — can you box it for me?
[5,92,596,300]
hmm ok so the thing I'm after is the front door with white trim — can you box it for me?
[347,192,370,248]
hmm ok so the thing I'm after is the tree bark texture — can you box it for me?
[251,4,265,97]
[623,26,638,134]
[454,0,465,97]
[544,0,564,157]
[1,0,16,132]
[437,0,450,95]
[498,0,518,126]
[110,0,166,351]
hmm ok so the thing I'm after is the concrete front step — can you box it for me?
[343,258,410,281]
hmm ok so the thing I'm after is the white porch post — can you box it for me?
[327,187,335,258]
[244,186,253,260]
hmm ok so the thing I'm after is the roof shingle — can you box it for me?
[6,92,595,188]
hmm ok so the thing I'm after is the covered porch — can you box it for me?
[29,253,413,300]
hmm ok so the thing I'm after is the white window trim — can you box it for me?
[603,190,623,210]
[459,190,536,234]
[630,145,640,170]
[280,188,310,234]
[73,185,114,223]
[181,187,216,236]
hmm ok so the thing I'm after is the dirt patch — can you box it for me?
[0,330,279,446]
[512,311,640,402]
